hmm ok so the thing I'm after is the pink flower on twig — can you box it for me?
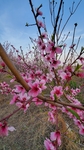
[37,20,45,28]
[28,80,41,97]
[51,86,63,99]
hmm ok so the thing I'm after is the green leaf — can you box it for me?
[67,108,80,120]
[59,45,63,47]
[54,94,58,101]
[51,34,54,42]
[0,66,2,68]
[74,64,82,72]
[81,47,84,52]
[5,75,12,79]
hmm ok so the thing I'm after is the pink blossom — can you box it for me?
[49,104,57,110]
[37,10,43,16]
[35,70,42,77]
[55,47,62,54]
[19,93,30,102]
[61,107,69,113]
[0,62,5,68]
[50,131,61,146]
[65,65,73,73]
[39,79,46,91]
[37,20,45,28]
[10,94,19,104]
[79,126,84,135]
[36,8,43,16]
[79,57,84,64]
[0,122,16,137]
[32,98,43,105]
[37,38,43,47]
[71,88,80,96]
[44,138,56,150]
[77,72,84,78]
[45,55,51,62]
[48,111,56,123]
[47,72,55,81]
[46,44,62,58]
[10,78,16,83]
[41,32,48,39]
[58,70,71,81]
[14,85,25,94]
[74,119,82,128]
[40,43,46,52]
[16,102,29,113]
[51,59,61,69]
[28,80,41,97]
[0,122,8,137]
[41,74,47,81]
[51,86,63,99]
[22,103,30,113]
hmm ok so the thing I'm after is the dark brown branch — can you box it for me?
[52,0,63,43]
[28,0,42,36]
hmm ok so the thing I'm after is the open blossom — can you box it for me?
[28,79,46,97]
[40,43,46,52]
[39,79,46,91]
[14,85,25,94]
[37,20,45,28]
[19,93,30,102]
[16,102,30,113]
[51,86,63,99]
[74,119,82,128]
[47,72,55,81]
[41,32,48,39]
[79,126,84,135]
[79,57,84,64]
[50,131,61,146]
[10,94,19,104]
[0,62,5,68]
[77,72,84,78]
[37,38,43,47]
[58,70,71,81]
[44,138,56,150]
[55,47,62,54]
[28,80,41,97]
[71,88,80,96]
[48,111,56,123]
[44,131,61,150]
[0,122,16,137]
[50,59,61,69]
[32,98,43,105]
[46,44,62,59]
[0,122,8,136]
[65,65,73,73]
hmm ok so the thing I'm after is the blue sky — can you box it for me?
[0,0,84,52]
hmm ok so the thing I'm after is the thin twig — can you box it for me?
[59,0,82,40]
